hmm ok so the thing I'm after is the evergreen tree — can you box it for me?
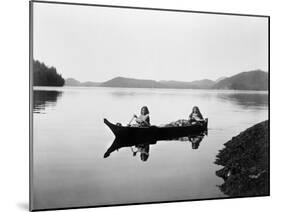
[33,60,65,86]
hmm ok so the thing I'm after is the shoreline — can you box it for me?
[215,120,269,197]
[33,86,269,93]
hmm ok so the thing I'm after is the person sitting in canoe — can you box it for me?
[164,106,204,127]
[132,106,150,127]
[188,106,204,124]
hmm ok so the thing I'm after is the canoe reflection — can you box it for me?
[104,131,207,161]
[176,133,205,150]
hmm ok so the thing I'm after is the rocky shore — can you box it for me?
[215,120,269,197]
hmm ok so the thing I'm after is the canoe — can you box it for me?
[103,118,208,158]
[104,118,208,140]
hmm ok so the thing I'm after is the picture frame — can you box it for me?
[30,1,270,211]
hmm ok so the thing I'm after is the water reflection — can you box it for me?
[104,131,207,161]
[217,93,268,108]
[33,90,63,113]
[177,133,206,150]
[109,89,214,99]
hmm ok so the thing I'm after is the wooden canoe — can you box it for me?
[104,118,208,140]
[103,118,208,158]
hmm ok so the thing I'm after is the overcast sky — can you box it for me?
[33,2,268,82]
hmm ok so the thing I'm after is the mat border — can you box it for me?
[29,1,270,211]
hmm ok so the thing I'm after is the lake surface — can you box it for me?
[32,87,268,210]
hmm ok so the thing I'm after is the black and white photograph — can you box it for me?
[30,1,269,211]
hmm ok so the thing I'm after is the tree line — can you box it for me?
[33,60,65,86]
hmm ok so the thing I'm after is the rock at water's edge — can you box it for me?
[215,120,269,197]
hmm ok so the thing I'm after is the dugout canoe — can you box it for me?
[104,118,208,140]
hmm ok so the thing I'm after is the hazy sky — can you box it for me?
[33,2,268,82]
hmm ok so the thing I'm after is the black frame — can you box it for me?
[29,1,270,211]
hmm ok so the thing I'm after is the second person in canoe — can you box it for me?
[188,106,204,124]
[164,106,204,127]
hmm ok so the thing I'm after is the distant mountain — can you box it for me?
[212,70,268,90]
[158,80,197,89]
[80,81,101,87]
[65,78,100,87]
[65,78,81,86]
[189,79,215,89]
[65,70,268,90]
[101,77,163,88]
[101,77,216,89]
[215,77,227,83]
[159,79,215,89]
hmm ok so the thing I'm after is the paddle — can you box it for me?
[128,115,137,126]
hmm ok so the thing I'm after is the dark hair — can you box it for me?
[141,106,149,115]
[189,106,203,119]
[192,106,200,112]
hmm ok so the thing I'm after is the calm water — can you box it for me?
[32,86,268,209]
